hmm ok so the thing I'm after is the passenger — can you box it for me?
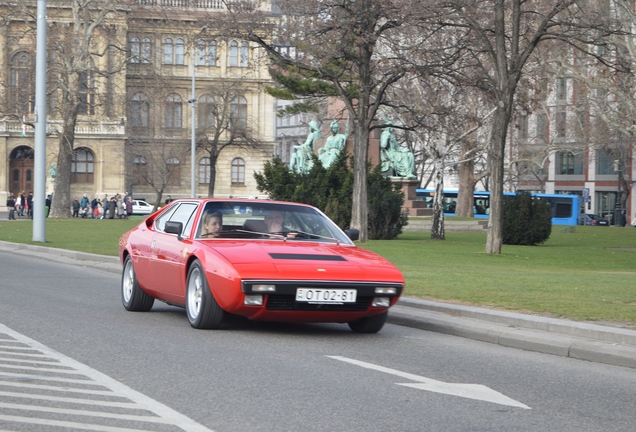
[201,211,223,238]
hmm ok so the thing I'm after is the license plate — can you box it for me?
[295,288,357,303]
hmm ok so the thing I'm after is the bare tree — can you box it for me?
[46,0,121,217]
[196,82,267,197]
[216,0,415,242]
[432,0,618,253]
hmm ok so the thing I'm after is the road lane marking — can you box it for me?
[0,323,214,432]
[327,355,531,409]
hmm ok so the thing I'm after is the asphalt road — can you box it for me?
[1,251,635,431]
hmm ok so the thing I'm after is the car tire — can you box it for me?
[348,311,388,333]
[186,260,225,329]
[121,255,154,312]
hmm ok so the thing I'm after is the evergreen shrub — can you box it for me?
[503,192,552,245]
[254,153,406,239]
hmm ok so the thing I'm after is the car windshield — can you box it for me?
[195,201,353,244]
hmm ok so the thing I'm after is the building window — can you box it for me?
[130,37,152,63]
[130,93,149,128]
[130,37,140,63]
[518,114,528,140]
[164,38,173,64]
[596,150,616,175]
[10,51,34,114]
[556,151,583,175]
[166,157,181,185]
[198,95,215,129]
[175,38,185,65]
[71,147,94,183]
[240,41,249,67]
[78,60,95,116]
[231,96,247,132]
[165,93,182,129]
[556,77,567,101]
[229,40,248,67]
[197,40,217,66]
[133,156,147,185]
[199,157,211,184]
[164,37,184,64]
[536,112,547,142]
[231,158,245,185]
[555,110,566,138]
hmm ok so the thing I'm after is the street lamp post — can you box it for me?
[613,159,622,226]
[189,59,196,198]
[188,26,207,199]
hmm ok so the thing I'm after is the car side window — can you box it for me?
[160,203,197,236]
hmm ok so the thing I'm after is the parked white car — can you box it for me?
[131,200,159,215]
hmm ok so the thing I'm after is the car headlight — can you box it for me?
[371,297,391,308]
[375,287,397,294]
[244,295,263,306]
[252,284,276,292]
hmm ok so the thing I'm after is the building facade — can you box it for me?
[1,0,276,209]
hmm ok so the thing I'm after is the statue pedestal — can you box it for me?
[392,179,432,217]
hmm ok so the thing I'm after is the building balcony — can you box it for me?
[0,120,125,136]
[133,0,224,9]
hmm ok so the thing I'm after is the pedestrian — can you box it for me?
[125,196,133,218]
[108,196,116,219]
[6,194,16,220]
[27,192,33,218]
[72,197,80,217]
[116,195,125,219]
[101,194,108,219]
[80,194,89,214]
[45,194,52,218]
[15,193,23,217]
[165,195,173,204]
[90,197,99,219]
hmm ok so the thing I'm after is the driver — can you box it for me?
[264,210,296,238]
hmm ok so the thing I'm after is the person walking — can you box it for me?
[6,194,16,220]
[27,192,33,219]
[15,194,23,217]
[101,194,108,219]
[72,197,80,217]
[125,196,133,218]
[108,196,116,219]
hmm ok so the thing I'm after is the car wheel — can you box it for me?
[348,311,388,333]
[186,260,225,329]
[121,255,154,312]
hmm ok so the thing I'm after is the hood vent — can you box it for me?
[269,253,346,261]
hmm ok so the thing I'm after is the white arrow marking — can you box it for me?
[327,355,530,409]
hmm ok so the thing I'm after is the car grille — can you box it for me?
[265,295,373,312]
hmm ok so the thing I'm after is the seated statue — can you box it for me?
[290,120,321,174]
[319,119,350,169]
[380,123,416,179]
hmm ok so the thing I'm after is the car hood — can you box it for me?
[205,241,403,282]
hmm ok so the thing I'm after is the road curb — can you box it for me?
[389,302,636,369]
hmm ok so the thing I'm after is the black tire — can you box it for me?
[121,255,154,312]
[348,311,388,333]
[186,260,225,329]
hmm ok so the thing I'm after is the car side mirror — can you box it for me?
[344,228,359,241]
[165,221,184,240]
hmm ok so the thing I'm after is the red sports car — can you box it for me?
[118,199,404,333]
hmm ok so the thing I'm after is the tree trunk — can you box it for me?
[351,118,370,242]
[485,104,512,254]
[431,160,445,240]
[50,120,77,218]
[208,161,217,198]
[455,141,476,217]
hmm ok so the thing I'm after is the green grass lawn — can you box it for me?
[1,218,634,326]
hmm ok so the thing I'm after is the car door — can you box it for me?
[150,202,199,303]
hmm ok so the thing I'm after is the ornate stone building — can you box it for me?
[1,0,276,208]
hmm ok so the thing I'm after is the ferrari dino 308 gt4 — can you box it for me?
[118,199,404,333]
